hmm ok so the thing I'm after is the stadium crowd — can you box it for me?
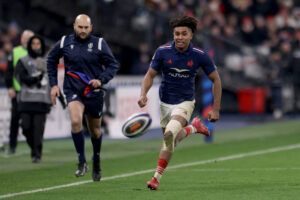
[0,0,299,115]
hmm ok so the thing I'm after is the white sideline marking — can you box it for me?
[1,143,300,199]
[171,167,300,172]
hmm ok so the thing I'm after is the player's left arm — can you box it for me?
[97,39,119,85]
[207,70,222,122]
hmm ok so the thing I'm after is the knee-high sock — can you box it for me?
[91,134,102,163]
[154,158,168,181]
[71,131,86,164]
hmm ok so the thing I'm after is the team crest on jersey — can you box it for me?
[187,60,193,67]
[88,43,93,52]
[166,59,173,65]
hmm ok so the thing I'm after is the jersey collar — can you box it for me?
[171,41,193,55]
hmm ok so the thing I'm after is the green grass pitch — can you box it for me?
[0,119,300,200]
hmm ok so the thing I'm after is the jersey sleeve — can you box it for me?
[150,48,162,72]
[200,52,217,76]
[98,39,119,84]
[46,40,63,87]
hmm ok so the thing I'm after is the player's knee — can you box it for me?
[90,126,101,137]
[162,120,182,152]
[162,131,174,152]
[71,118,82,132]
[165,119,182,136]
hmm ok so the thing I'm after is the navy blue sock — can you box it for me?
[71,131,86,164]
[91,134,102,163]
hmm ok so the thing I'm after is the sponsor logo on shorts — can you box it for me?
[72,94,77,99]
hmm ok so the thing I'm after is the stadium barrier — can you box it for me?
[106,76,160,138]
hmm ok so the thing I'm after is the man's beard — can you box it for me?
[75,32,90,40]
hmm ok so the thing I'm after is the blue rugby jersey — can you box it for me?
[47,34,119,94]
[150,41,216,104]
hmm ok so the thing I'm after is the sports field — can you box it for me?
[0,119,300,200]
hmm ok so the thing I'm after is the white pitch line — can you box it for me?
[1,143,300,199]
[170,167,300,172]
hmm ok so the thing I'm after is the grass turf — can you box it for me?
[0,119,300,200]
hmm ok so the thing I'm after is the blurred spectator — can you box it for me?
[253,15,268,44]
[4,30,34,154]
[292,28,300,111]
[267,50,283,119]
[131,42,151,74]
[14,35,51,163]
[6,22,20,46]
[0,45,7,86]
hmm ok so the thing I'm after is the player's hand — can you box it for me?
[50,85,60,105]
[8,88,16,98]
[208,109,220,122]
[89,79,102,88]
[138,95,148,108]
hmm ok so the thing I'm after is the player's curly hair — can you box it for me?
[170,15,198,33]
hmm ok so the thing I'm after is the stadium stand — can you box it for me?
[0,0,299,115]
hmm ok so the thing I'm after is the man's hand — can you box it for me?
[138,95,148,108]
[50,85,60,105]
[7,88,16,98]
[89,79,101,88]
[207,109,220,122]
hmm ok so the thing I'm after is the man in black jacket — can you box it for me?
[47,14,119,181]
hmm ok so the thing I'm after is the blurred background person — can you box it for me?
[267,49,284,119]
[4,29,34,154]
[14,35,51,163]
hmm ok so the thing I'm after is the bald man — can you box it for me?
[47,14,119,181]
[5,29,34,155]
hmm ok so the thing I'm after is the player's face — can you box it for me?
[173,27,193,51]
[74,20,92,39]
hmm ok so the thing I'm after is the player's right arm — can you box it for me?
[47,40,63,105]
[138,68,158,108]
[138,47,162,108]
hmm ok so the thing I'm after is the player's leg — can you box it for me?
[86,115,102,181]
[148,115,187,190]
[175,117,210,143]
[175,101,210,143]
[147,102,188,190]
[20,113,34,159]
[83,91,104,181]
[8,97,20,154]
[31,113,47,163]
[68,100,87,177]
[172,100,198,144]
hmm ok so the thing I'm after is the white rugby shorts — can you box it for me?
[160,100,195,128]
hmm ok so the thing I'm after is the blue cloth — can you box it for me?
[64,88,104,118]
[150,41,216,104]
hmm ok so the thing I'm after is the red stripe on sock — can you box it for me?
[156,159,168,175]
[184,126,192,137]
